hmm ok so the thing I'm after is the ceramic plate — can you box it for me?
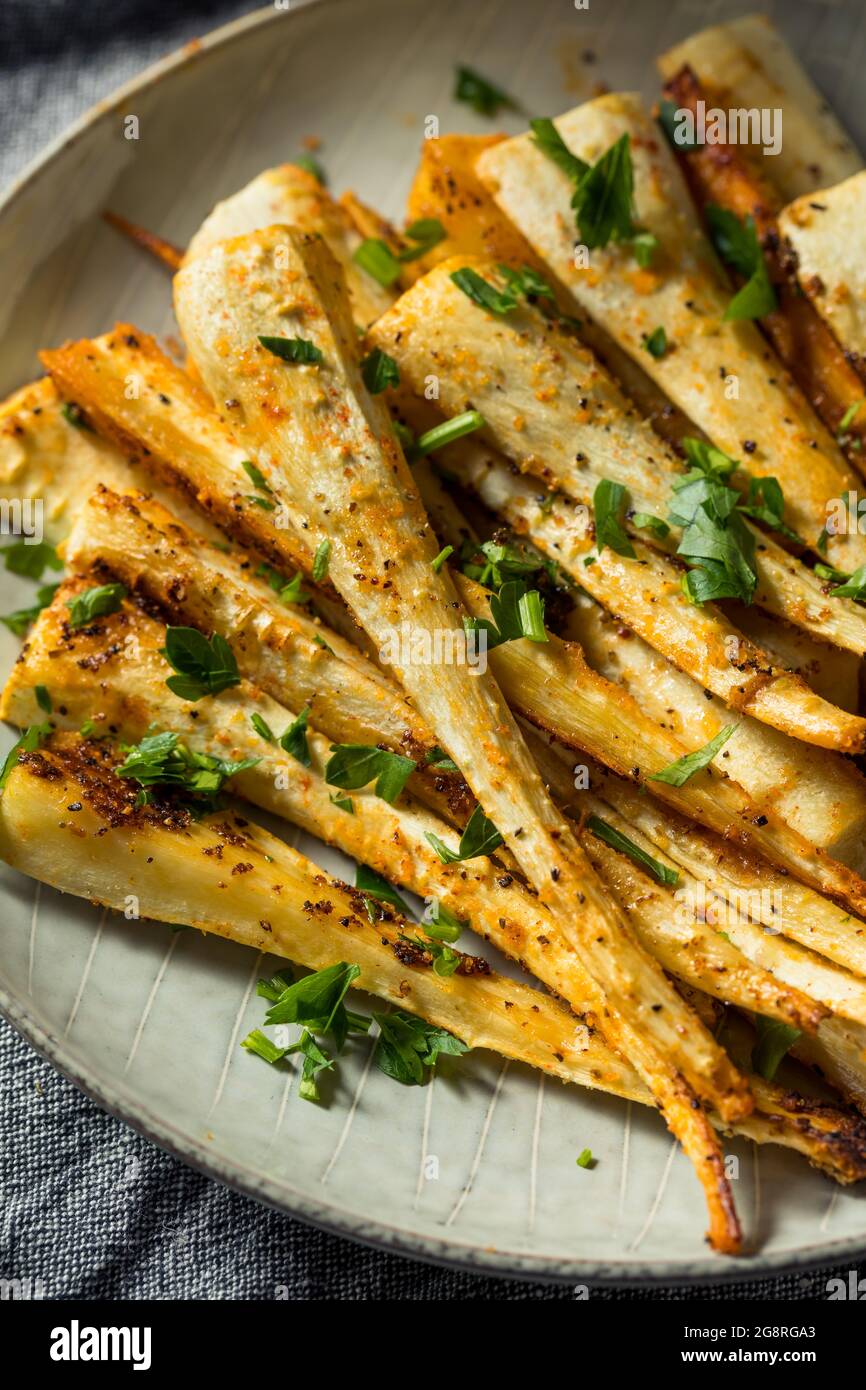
[2,0,865,1285]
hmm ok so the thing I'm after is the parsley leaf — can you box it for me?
[631,512,669,539]
[739,476,803,545]
[250,712,275,742]
[161,626,241,701]
[705,205,777,321]
[454,65,517,117]
[586,814,679,887]
[496,263,555,300]
[450,266,517,315]
[751,1015,801,1082]
[530,117,588,182]
[425,802,503,865]
[355,863,410,914]
[649,725,736,787]
[2,541,62,580]
[241,459,271,493]
[463,579,548,651]
[325,744,416,804]
[258,335,323,364]
[0,722,52,790]
[593,479,635,558]
[65,582,127,630]
[280,706,312,766]
[399,219,446,261]
[361,348,400,394]
[374,1010,468,1084]
[0,582,59,636]
[828,564,866,600]
[312,539,331,582]
[642,325,667,358]
[115,731,258,808]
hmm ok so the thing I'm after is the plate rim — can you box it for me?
[1,0,864,1288]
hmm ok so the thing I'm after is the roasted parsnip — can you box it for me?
[475,95,866,570]
[3,735,863,1185]
[655,14,862,201]
[372,255,866,659]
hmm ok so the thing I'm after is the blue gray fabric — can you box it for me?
[1,0,864,1300]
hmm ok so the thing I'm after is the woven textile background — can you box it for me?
[0,0,864,1301]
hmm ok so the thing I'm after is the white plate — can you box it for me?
[2,0,865,1283]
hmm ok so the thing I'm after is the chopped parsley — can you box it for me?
[414,410,486,455]
[642,326,667,358]
[453,64,517,117]
[705,205,777,321]
[115,730,258,809]
[586,814,679,887]
[161,626,241,701]
[431,544,454,573]
[2,541,62,581]
[325,743,415,804]
[463,578,548,650]
[425,802,504,865]
[66,583,127,630]
[0,722,52,790]
[751,1015,801,1082]
[280,706,312,767]
[593,478,636,558]
[241,459,271,493]
[250,713,275,743]
[0,582,59,636]
[34,684,51,713]
[374,1010,468,1084]
[355,863,410,915]
[258,335,323,365]
[361,348,400,394]
[649,725,736,787]
[450,266,517,315]
[311,539,331,583]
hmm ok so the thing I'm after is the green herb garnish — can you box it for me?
[593,478,635,558]
[161,626,241,701]
[258,335,323,364]
[642,326,667,358]
[649,725,736,787]
[751,1015,801,1082]
[425,802,503,865]
[65,583,127,630]
[705,205,777,321]
[325,744,416,804]
[374,1010,468,1084]
[454,65,517,117]
[361,348,400,394]
[0,722,52,790]
[280,706,312,766]
[586,814,679,887]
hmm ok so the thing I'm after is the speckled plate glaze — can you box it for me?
[2,0,866,1286]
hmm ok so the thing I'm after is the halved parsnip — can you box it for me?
[661,67,866,458]
[429,435,866,754]
[65,486,866,922]
[565,594,866,874]
[185,163,395,327]
[475,95,866,570]
[0,377,221,545]
[3,737,863,1189]
[4,582,823,1038]
[402,132,696,446]
[371,255,866,658]
[780,172,866,368]
[656,15,862,201]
